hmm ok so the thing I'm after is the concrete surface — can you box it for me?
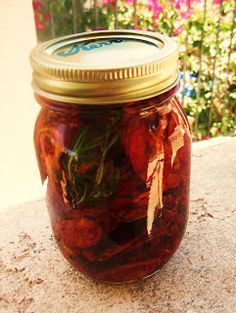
[0,137,235,313]
[0,0,43,210]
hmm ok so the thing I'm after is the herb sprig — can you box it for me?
[60,121,121,209]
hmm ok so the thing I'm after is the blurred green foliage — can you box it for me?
[33,0,236,140]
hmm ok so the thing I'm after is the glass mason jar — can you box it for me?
[30,30,191,283]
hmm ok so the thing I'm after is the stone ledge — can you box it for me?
[0,138,236,313]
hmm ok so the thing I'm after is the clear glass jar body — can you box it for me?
[34,86,191,283]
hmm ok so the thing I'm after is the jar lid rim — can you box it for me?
[30,30,179,104]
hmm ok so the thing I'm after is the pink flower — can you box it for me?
[174,0,201,10]
[43,13,51,21]
[147,0,163,19]
[213,0,221,4]
[180,9,192,19]
[33,1,52,32]
[102,0,115,5]
[174,0,186,10]
[125,0,134,3]
[32,0,41,11]
[34,15,45,30]
[174,24,184,35]
[135,25,141,30]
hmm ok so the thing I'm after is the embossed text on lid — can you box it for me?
[30,30,179,104]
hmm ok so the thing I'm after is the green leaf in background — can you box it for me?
[33,0,236,140]
[64,0,71,11]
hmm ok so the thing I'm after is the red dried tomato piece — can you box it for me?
[76,162,93,174]
[94,258,163,283]
[69,206,119,234]
[108,196,131,212]
[122,118,156,181]
[163,171,180,192]
[86,234,144,263]
[167,111,178,137]
[55,217,103,249]
[119,191,149,221]
[163,194,176,211]
[127,124,148,180]
[43,136,55,155]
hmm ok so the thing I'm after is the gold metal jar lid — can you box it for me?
[30,30,179,105]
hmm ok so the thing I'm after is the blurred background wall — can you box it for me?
[0,1,43,209]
